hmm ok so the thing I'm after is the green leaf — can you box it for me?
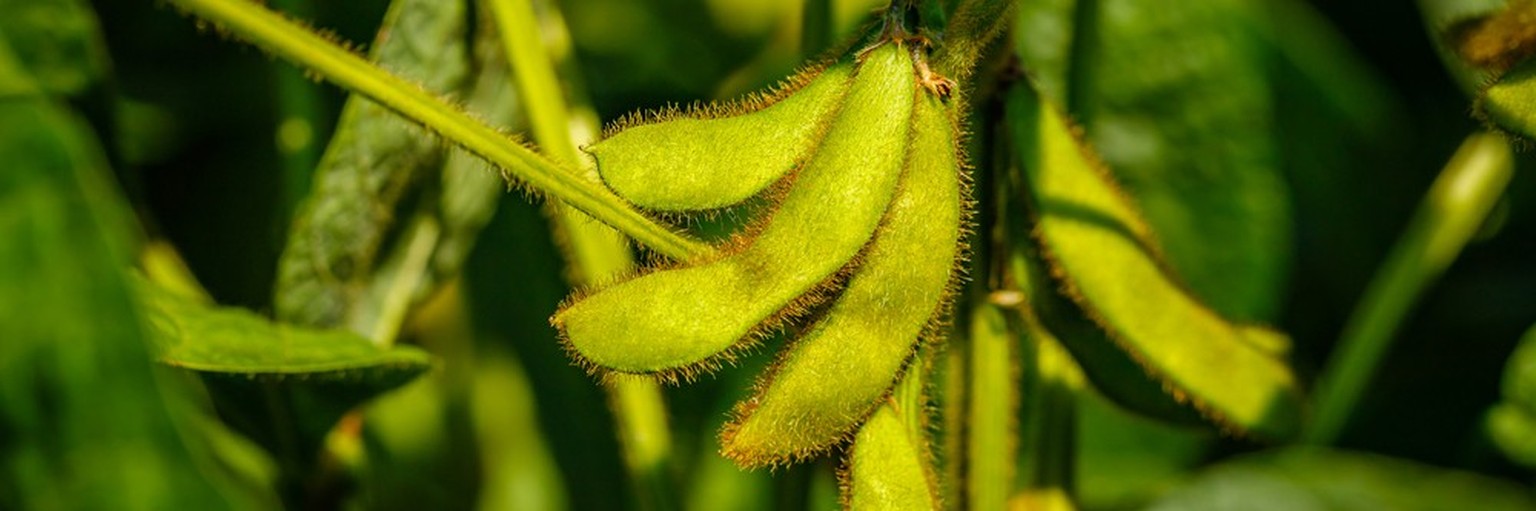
[275,0,469,329]
[1007,80,1304,440]
[1050,0,1294,321]
[141,281,433,376]
[1071,391,1207,509]
[429,22,525,293]
[136,277,432,477]
[1487,325,1536,467]
[0,98,225,508]
[1148,448,1536,511]
[165,0,710,261]
[554,42,917,376]
[721,93,962,465]
[590,62,854,212]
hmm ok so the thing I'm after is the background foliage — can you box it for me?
[4,0,1536,509]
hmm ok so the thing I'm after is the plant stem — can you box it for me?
[164,0,709,262]
[487,1,677,508]
[967,301,1018,511]
[801,0,832,58]
[1307,132,1514,445]
[1063,0,1099,117]
[1014,320,1079,511]
[932,0,1018,82]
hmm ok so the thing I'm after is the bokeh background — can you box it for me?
[73,0,1536,508]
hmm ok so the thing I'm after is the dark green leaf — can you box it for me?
[1018,0,1293,321]
[136,277,431,477]
[1148,448,1536,511]
[0,98,225,509]
[1487,325,1536,467]
[275,0,470,329]
[0,0,109,96]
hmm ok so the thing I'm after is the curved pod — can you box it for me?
[722,93,962,464]
[555,43,917,375]
[1007,81,1304,439]
[590,63,855,211]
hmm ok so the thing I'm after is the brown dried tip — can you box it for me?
[1453,0,1536,74]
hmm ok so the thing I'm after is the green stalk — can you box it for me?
[487,1,676,508]
[1063,0,1098,117]
[164,0,708,261]
[801,0,832,58]
[1307,132,1515,445]
[967,302,1018,511]
[1014,321,1079,511]
[932,0,1018,82]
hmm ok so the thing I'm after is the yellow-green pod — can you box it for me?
[844,365,939,510]
[555,43,916,376]
[1006,81,1304,439]
[721,94,962,465]
[590,62,855,211]
[1482,59,1536,140]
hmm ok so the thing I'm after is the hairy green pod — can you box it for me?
[590,63,855,212]
[1007,81,1303,439]
[844,362,939,510]
[721,93,962,465]
[554,43,916,375]
[1482,59,1536,140]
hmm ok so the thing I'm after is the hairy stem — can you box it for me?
[487,1,677,508]
[165,0,709,261]
[932,0,1018,82]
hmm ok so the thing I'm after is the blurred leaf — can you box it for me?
[1487,325,1536,467]
[0,98,224,508]
[471,350,568,511]
[275,0,470,330]
[1147,448,1536,511]
[1073,391,1207,510]
[1092,0,1294,321]
[352,374,479,510]
[140,280,433,376]
[427,16,524,295]
[0,0,109,96]
[1010,0,1075,104]
[1018,0,1293,322]
[0,35,39,97]
[463,193,629,511]
[136,277,432,479]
